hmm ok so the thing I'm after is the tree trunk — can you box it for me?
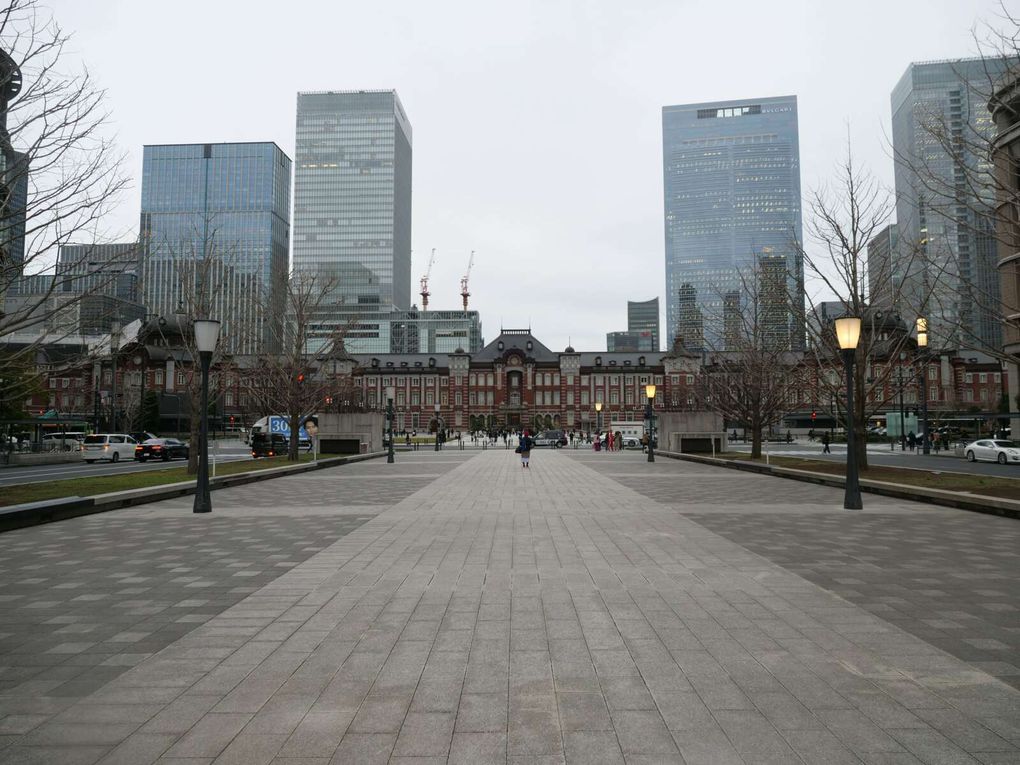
[750,420,762,459]
[855,423,869,471]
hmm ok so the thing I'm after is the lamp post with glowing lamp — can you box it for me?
[917,318,930,456]
[645,383,656,463]
[835,317,862,510]
[595,401,603,442]
[434,402,442,451]
[192,319,221,514]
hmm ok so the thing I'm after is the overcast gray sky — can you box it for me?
[51,0,1010,352]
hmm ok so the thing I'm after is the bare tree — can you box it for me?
[0,0,131,408]
[243,270,354,461]
[150,233,249,473]
[697,260,804,459]
[795,146,936,470]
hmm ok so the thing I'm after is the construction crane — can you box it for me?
[419,248,436,311]
[460,250,475,311]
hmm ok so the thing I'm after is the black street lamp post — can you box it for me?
[835,317,863,510]
[595,401,603,445]
[386,387,395,463]
[645,384,656,463]
[192,319,221,514]
[917,319,930,455]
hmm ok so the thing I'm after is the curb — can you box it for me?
[657,450,1019,520]
[0,451,386,533]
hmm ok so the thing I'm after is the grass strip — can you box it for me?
[0,454,318,507]
[724,453,1020,501]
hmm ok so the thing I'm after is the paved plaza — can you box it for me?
[0,450,1018,764]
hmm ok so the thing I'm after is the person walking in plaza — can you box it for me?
[607,430,614,452]
[907,431,916,452]
[518,429,534,468]
[932,430,941,454]
[821,431,831,454]
[593,432,601,452]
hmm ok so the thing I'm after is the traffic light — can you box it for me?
[811,411,817,421]
[229,415,234,424]
[296,373,305,385]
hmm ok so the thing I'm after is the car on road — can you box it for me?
[533,430,567,448]
[134,437,190,462]
[251,432,288,458]
[80,434,138,463]
[963,439,1020,465]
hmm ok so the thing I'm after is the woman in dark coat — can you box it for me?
[519,430,534,468]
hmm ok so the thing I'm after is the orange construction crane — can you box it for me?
[419,248,436,310]
[460,250,475,311]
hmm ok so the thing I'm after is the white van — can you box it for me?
[81,433,138,463]
[41,432,87,450]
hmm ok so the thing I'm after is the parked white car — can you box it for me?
[963,439,1020,465]
[81,433,138,463]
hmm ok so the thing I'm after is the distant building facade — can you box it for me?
[663,96,803,350]
[344,308,484,354]
[140,142,292,355]
[293,90,413,346]
[627,298,660,351]
[867,224,898,308]
[607,331,654,352]
[990,66,1020,431]
[892,57,1013,351]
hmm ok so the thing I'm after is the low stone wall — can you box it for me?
[657,411,726,454]
[316,412,386,453]
[7,452,81,467]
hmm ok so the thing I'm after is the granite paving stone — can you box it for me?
[0,450,1018,764]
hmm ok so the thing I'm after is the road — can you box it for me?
[0,440,254,486]
[728,440,1020,478]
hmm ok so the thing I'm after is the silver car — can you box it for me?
[964,439,1020,465]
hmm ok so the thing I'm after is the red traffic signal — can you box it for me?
[296,373,305,384]
[229,415,234,424]
[811,411,817,421]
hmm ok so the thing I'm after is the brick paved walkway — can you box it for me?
[1,450,1019,764]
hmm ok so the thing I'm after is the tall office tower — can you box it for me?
[759,253,791,351]
[723,290,741,350]
[676,283,704,352]
[892,58,1012,351]
[663,96,803,350]
[866,224,898,309]
[627,297,660,351]
[140,142,291,354]
[293,90,412,346]
[57,243,141,303]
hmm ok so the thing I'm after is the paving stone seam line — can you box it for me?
[563,450,1020,754]
[0,454,480,762]
[5,449,1018,762]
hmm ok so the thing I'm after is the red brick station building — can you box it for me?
[23,324,1009,437]
[351,329,700,435]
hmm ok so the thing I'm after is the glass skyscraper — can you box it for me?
[627,297,660,351]
[293,90,412,346]
[662,96,803,350]
[892,58,1010,351]
[140,142,292,354]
